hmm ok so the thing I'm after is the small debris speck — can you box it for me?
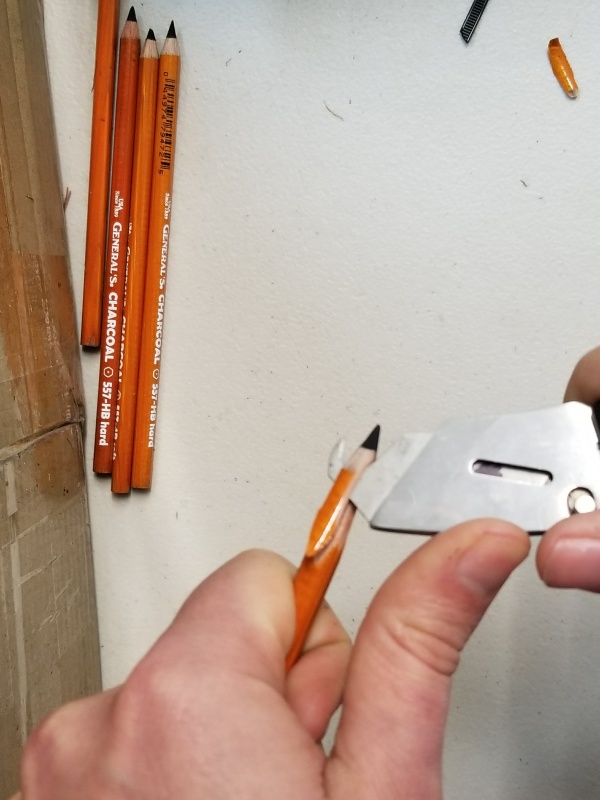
[324,101,344,121]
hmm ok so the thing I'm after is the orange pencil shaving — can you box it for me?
[548,38,578,99]
[112,30,160,494]
[81,0,120,346]
[285,426,380,672]
[93,7,140,474]
[131,22,180,489]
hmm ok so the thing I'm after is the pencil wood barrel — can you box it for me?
[112,31,159,493]
[132,24,180,489]
[0,1,102,795]
[93,9,141,474]
[81,0,120,346]
[286,539,347,671]
[286,427,379,670]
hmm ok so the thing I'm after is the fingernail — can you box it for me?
[458,527,529,596]
[542,537,600,589]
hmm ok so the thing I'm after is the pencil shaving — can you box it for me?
[548,37,578,99]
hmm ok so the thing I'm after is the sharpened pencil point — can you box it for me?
[127,6,136,22]
[361,425,380,453]
[147,28,156,41]
[167,20,176,39]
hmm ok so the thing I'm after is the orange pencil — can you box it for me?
[112,30,160,493]
[93,7,140,474]
[131,22,180,489]
[285,426,380,671]
[548,38,578,99]
[81,0,120,346]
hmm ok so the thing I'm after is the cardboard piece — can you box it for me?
[0,1,102,795]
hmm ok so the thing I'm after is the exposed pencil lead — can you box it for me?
[166,20,176,39]
[146,28,156,41]
[361,425,380,453]
[127,6,136,22]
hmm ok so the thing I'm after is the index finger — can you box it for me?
[564,346,600,403]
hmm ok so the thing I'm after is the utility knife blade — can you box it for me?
[331,402,600,535]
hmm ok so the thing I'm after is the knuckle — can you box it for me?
[115,656,178,731]
[381,613,461,677]
[20,706,68,788]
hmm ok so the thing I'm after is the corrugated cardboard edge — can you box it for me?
[1,426,101,795]
[0,1,102,795]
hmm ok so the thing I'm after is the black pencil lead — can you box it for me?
[361,425,380,453]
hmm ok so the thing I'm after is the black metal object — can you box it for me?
[460,0,491,43]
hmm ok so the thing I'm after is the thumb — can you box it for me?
[327,519,530,799]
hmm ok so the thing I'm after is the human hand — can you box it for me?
[537,345,600,592]
[18,345,600,800]
[13,520,530,799]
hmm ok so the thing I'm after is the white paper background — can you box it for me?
[43,1,600,797]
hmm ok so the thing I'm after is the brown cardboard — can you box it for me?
[0,1,102,795]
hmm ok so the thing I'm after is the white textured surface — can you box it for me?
[44,2,600,797]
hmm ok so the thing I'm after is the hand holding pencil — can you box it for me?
[13,487,533,798]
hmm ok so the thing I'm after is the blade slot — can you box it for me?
[472,460,552,486]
